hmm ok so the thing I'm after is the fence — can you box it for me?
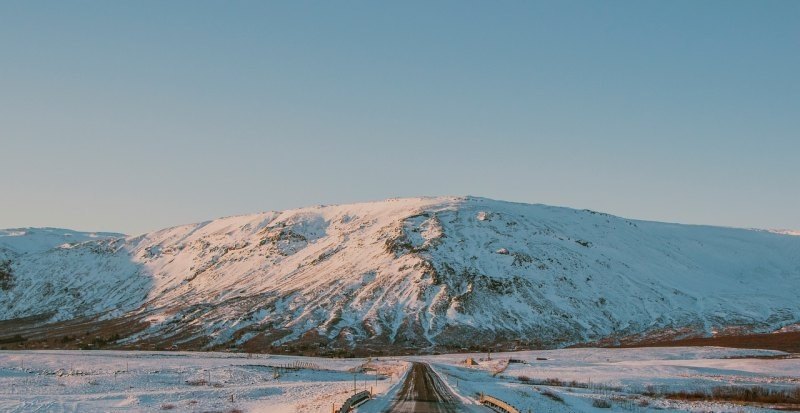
[479,393,520,413]
[337,390,371,413]
[273,361,320,370]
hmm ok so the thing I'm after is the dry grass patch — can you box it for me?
[664,385,800,405]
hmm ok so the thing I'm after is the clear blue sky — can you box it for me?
[1,1,798,235]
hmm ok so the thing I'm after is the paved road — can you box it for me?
[386,362,467,413]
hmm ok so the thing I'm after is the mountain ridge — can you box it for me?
[1,196,799,354]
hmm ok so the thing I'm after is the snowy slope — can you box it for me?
[1,197,799,351]
[0,228,123,255]
[770,229,800,236]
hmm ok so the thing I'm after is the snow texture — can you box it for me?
[1,347,797,412]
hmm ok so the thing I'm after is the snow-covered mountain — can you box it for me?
[1,197,799,352]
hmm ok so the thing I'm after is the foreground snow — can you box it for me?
[1,346,798,412]
[0,350,402,413]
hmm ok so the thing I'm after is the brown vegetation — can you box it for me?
[622,330,800,353]
[0,313,149,350]
[663,386,800,405]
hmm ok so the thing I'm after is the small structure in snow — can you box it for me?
[496,248,509,255]
[476,211,490,221]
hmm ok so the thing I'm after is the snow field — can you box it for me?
[0,350,390,413]
[423,347,800,413]
[2,347,799,412]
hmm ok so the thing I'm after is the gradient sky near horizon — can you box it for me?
[1,1,798,235]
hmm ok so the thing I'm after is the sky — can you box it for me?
[1,1,798,235]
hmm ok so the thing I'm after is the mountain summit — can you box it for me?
[1,196,798,354]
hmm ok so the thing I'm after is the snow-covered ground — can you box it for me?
[1,347,797,412]
[0,350,404,413]
[425,346,800,413]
